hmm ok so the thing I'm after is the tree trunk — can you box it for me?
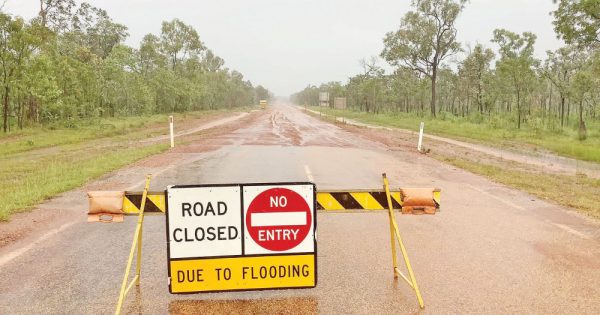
[17,94,23,129]
[430,68,437,117]
[3,85,9,133]
[478,81,483,114]
[578,99,587,139]
[548,84,553,118]
[466,97,470,116]
[567,99,570,122]
[39,1,47,28]
[560,96,565,127]
[517,90,521,129]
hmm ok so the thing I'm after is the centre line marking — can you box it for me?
[304,165,314,182]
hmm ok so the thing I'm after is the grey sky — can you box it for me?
[5,0,562,96]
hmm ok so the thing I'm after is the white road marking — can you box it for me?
[551,223,591,240]
[467,184,590,240]
[304,165,314,182]
[0,220,77,268]
[125,162,178,190]
[251,212,307,226]
[466,184,526,211]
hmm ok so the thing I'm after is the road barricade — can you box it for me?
[91,188,440,216]
[87,175,440,313]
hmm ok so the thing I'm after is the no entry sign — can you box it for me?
[245,187,312,252]
[166,183,316,293]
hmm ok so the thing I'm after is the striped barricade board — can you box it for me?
[122,189,441,214]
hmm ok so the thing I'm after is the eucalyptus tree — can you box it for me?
[38,0,75,30]
[458,44,495,114]
[389,68,422,113]
[570,65,595,139]
[542,46,584,126]
[160,19,204,71]
[0,5,270,131]
[71,3,128,59]
[201,49,224,72]
[553,0,600,47]
[0,14,39,132]
[381,0,466,117]
[492,29,538,129]
[254,85,271,102]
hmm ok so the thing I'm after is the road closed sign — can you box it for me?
[166,183,316,293]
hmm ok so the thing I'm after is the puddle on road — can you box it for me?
[169,297,318,314]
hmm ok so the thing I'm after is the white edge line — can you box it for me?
[0,220,77,267]
[467,184,590,240]
[304,165,314,182]
[466,184,526,211]
[551,223,591,240]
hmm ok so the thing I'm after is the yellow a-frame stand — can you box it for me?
[382,173,424,308]
[111,174,424,312]
[115,175,151,315]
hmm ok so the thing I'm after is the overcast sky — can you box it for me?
[5,0,562,96]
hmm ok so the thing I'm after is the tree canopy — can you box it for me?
[293,0,600,138]
[0,1,272,132]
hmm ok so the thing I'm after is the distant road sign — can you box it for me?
[334,97,347,109]
[166,183,316,293]
[319,92,329,102]
[319,92,330,107]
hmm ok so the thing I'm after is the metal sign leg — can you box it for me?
[383,173,424,309]
[115,175,152,315]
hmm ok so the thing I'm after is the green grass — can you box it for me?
[309,106,600,164]
[0,109,247,221]
[436,154,600,219]
[0,144,168,221]
[0,111,215,156]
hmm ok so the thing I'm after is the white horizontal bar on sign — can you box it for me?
[251,212,307,227]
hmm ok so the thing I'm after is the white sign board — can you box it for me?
[319,92,329,102]
[166,182,317,293]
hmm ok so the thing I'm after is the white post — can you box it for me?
[417,122,424,152]
[169,116,174,148]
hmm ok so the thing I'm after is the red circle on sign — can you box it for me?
[246,188,312,251]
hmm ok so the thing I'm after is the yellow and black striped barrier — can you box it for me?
[317,190,404,211]
[121,189,441,214]
[91,175,439,312]
[123,191,166,214]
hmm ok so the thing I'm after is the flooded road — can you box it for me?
[1,104,599,314]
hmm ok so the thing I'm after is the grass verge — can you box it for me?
[0,109,247,221]
[434,153,600,219]
[0,144,168,221]
[309,106,600,164]
[0,110,229,156]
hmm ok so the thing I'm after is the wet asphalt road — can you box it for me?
[1,104,600,314]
